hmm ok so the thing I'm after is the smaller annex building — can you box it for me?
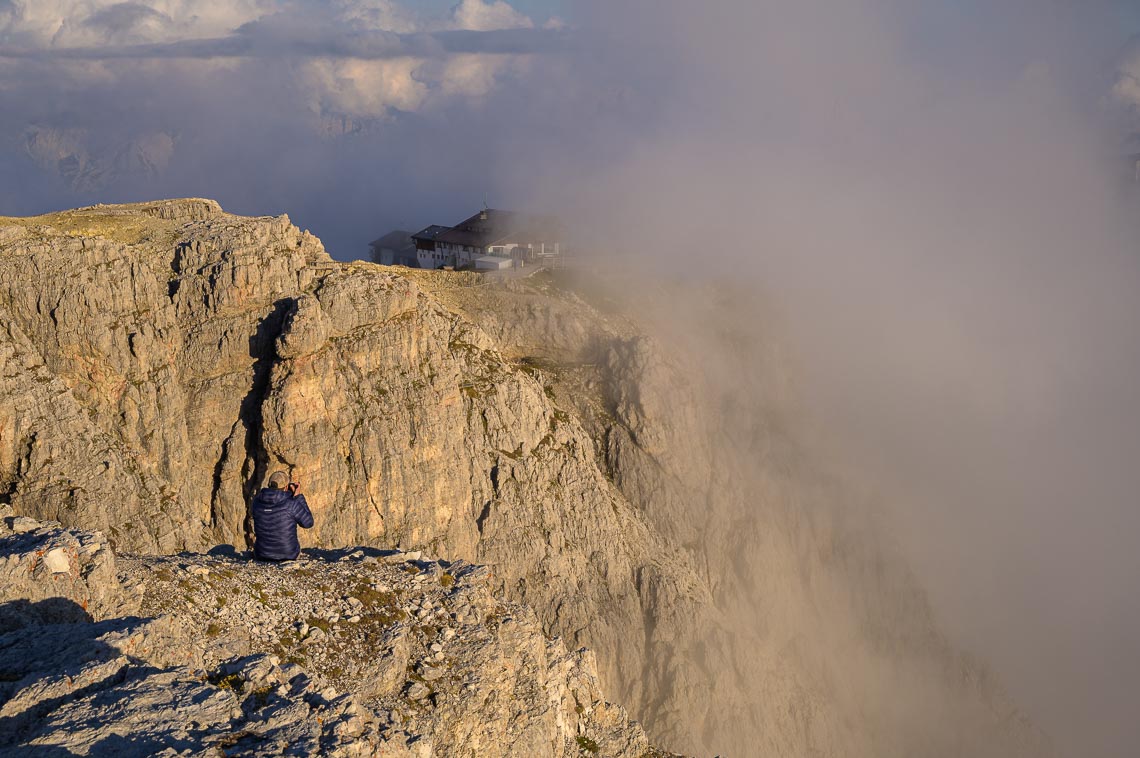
[412,209,562,270]
[368,230,418,267]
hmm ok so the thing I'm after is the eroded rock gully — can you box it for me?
[0,200,1049,757]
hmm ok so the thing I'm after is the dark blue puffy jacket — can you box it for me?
[251,487,314,561]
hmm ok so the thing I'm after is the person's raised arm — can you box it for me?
[287,481,314,528]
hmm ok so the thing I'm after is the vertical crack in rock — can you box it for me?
[233,298,295,545]
[634,566,666,734]
[208,421,241,541]
[476,501,492,534]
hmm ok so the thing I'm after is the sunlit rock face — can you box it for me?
[0,200,1050,756]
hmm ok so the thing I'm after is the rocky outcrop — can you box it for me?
[0,200,1049,756]
[0,504,131,629]
[122,547,653,757]
[0,515,657,756]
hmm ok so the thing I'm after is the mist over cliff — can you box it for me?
[534,5,1140,757]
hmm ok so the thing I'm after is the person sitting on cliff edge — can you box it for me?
[251,471,314,562]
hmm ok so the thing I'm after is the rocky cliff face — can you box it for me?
[0,200,1048,756]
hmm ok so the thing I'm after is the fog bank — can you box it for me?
[539,4,1140,757]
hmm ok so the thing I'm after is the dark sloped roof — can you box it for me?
[434,209,562,248]
[410,225,450,242]
[369,230,414,249]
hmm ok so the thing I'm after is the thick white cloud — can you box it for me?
[0,0,272,46]
[450,0,533,32]
[297,57,429,117]
[0,0,541,121]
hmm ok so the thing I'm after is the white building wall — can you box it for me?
[420,237,561,270]
[417,247,457,269]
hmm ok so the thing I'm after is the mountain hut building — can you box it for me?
[411,209,563,270]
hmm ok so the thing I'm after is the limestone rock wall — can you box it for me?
[0,200,327,550]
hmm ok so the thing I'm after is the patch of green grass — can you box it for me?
[208,672,245,693]
[439,573,455,588]
[346,581,408,626]
[275,630,297,649]
[352,582,395,607]
[382,608,410,625]
[206,623,223,638]
[576,735,600,753]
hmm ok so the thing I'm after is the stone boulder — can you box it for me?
[0,508,132,630]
